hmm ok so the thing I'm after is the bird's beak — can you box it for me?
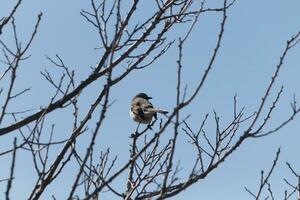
[148,96,152,99]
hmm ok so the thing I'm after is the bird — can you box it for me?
[130,93,168,124]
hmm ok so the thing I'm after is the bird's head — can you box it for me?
[135,93,152,100]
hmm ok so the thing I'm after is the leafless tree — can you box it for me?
[0,0,300,199]
[245,149,300,200]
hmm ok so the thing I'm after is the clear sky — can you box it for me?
[1,0,300,199]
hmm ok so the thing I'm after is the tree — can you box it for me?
[0,0,299,199]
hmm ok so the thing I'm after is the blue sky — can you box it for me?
[1,0,300,199]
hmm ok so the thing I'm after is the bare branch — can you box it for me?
[5,138,17,200]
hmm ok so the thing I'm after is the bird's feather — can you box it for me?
[130,95,168,124]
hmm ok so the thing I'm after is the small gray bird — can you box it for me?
[130,93,168,124]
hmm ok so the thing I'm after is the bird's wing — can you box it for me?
[131,97,163,120]
[140,99,154,111]
[131,106,145,120]
[131,98,151,120]
[139,99,158,119]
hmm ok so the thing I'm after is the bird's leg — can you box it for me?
[135,122,141,134]
[147,119,157,130]
[131,123,141,139]
[147,123,153,130]
[131,120,156,139]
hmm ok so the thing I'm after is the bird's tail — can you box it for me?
[148,108,168,114]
